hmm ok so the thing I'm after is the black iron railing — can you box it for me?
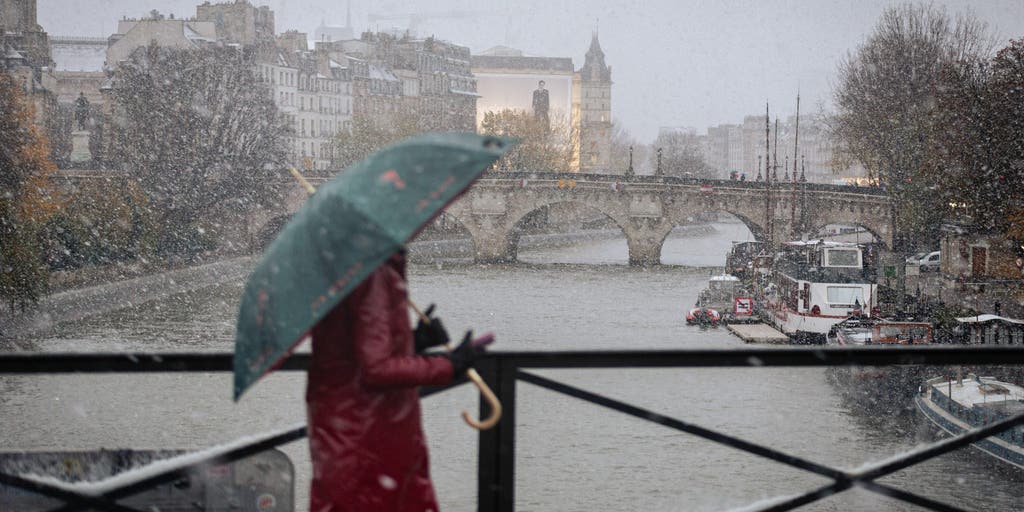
[2,346,1024,512]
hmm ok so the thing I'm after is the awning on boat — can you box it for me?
[955,314,1024,325]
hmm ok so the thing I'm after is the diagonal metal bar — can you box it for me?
[752,480,972,512]
[45,424,308,512]
[34,382,459,512]
[850,409,1024,483]
[0,472,144,512]
[757,482,849,512]
[855,481,971,512]
[516,370,848,481]
[518,370,999,512]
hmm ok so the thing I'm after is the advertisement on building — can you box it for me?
[474,73,573,128]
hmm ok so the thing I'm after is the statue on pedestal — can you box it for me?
[74,92,90,131]
[71,92,93,163]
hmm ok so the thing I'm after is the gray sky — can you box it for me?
[39,0,1024,142]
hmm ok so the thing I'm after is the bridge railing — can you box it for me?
[3,346,1021,511]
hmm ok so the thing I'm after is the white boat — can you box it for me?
[695,274,755,323]
[826,317,933,347]
[826,318,934,413]
[762,240,877,343]
[915,374,1024,470]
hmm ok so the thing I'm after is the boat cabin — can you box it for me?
[829,318,932,346]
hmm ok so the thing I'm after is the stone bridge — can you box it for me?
[289,172,892,265]
[52,169,892,265]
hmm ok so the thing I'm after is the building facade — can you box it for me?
[1,0,56,124]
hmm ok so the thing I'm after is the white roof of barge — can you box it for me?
[709,274,740,281]
[783,240,860,248]
[955,314,1024,325]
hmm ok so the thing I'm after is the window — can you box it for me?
[826,287,863,307]
[824,248,861,268]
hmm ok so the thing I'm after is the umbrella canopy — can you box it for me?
[233,132,511,400]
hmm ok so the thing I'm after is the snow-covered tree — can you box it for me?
[651,130,713,179]
[830,3,993,246]
[933,38,1024,234]
[110,43,291,256]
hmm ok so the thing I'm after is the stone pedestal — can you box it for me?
[70,130,92,163]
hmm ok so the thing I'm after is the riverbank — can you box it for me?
[0,256,254,344]
[1,224,718,344]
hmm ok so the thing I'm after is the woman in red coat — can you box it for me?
[306,250,484,512]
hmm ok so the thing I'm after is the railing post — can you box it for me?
[477,356,515,512]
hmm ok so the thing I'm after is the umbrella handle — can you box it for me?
[409,301,502,430]
[462,368,502,430]
[290,167,317,194]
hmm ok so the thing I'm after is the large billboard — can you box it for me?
[475,73,573,128]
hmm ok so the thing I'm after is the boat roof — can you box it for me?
[927,374,1024,408]
[709,274,740,282]
[955,314,1024,325]
[782,240,861,248]
[836,328,873,345]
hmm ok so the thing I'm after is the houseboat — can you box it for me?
[762,240,877,343]
[916,374,1024,470]
[826,317,934,413]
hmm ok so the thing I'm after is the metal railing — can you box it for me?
[2,346,1024,512]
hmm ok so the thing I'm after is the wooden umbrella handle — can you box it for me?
[462,368,502,430]
[289,167,317,194]
[409,300,502,430]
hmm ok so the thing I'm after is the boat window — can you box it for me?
[826,286,863,307]
[823,248,861,268]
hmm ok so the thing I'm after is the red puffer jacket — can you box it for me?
[306,253,454,512]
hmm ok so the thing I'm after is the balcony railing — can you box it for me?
[2,346,1024,512]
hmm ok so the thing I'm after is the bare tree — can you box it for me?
[609,121,638,175]
[933,38,1024,234]
[110,43,291,257]
[332,113,423,170]
[830,2,994,247]
[651,130,713,179]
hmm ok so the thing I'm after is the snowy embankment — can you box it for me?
[0,256,254,342]
[0,224,717,342]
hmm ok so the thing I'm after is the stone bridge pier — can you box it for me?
[623,217,676,266]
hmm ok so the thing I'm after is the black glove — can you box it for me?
[446,330,488,376]
[414,304,450,352]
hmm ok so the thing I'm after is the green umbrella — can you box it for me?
[233,132,512,400]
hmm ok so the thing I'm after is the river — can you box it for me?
[2,220,1021,511]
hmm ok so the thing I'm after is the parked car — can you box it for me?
[906,251,929,264]
[915,251,941,272]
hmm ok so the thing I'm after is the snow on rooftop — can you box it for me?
[183,24,214,43]
[368,64,398,82]
[933,375,1024,408]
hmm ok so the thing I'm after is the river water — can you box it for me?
[3,221,1022,511]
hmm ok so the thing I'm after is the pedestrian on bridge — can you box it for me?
[232,133,510,511]
[306,249,491,511]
